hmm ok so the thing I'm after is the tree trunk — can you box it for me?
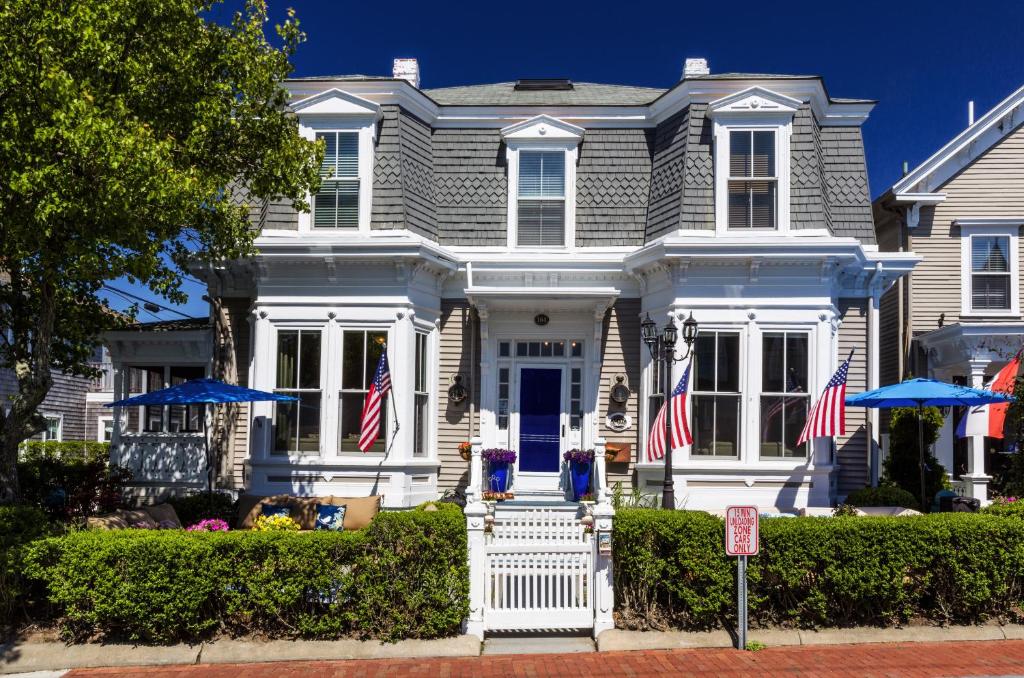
[0,438,19,504]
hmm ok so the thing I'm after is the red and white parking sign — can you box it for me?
[725,506,759,556]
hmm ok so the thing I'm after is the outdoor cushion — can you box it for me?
[121,509,159,529]
[87,511,131,530]
[289,497,324,530]
[235,493,268,529]
[314,504,346,531]
[260,503,292,519]
[325,495,381,530]
[142,503,182,529]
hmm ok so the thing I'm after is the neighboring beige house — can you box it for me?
[874,84,1024,502]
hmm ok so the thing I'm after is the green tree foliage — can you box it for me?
[0,0,322,502]
[882,406,947,508]
[998,376,1024,497]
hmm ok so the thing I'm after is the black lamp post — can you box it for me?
[642,311,698,510]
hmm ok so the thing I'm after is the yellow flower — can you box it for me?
[253,514,300,532]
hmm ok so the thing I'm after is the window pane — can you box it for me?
[760,396,784,455]
[342,331,365,390]
[729,130,751,176]
[142,366,164,432]
[414,393,428,457]
[365,332,386,387]
[277,331,298,388]
[694,334,716,392]
[316,132,336,178]
[752,131,775,177]
[336,180,359,227]
[415,334,426,392]
[341,392,386,453]
[499,342,510,357]
[715,395,740,457]
[299,331,321,389]
[296,392,320,453]
[571,341,582,357]
[972,275,1011,310]
[728,182,751,229]
[169,364,204,433]
[762,333,785,393]
[337,132,359,177]
[692,395,715,456]
[749,181,776,229]
[717,333,740,392]
[313,185,338,227]
[783,397,808,457]
[517,199,565,246]
[972,236,1009,272]
[786,335,809,392]
[273,400,297,454]
[519,151,564,198]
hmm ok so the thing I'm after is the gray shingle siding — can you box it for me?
[821,126,875,243]
[790,105,827,231]
[371,106,405,230]
[575,130,652,247]
[0,368,90,441]
[397,109,437,239]
[646,109,689,240]
[433,129,507,246]
[680,104,714,232]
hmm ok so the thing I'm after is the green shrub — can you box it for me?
[883,407,947,508]
[167,492,237,528]
[17,441,129,520]
[983,498,1024,517]
[24,503,467,643]
[844,485,921,511]
[614,509,1024,630]
[1,506,56,627]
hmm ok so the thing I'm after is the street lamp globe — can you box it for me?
[641,313,658,348]
[682,312,698,347]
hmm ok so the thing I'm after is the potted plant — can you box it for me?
[482,448,516,492]
[458,441,472,462]
[564,448,595,501]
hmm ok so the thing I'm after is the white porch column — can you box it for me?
[109,360,125,467]
[390,308,416,462]
[964,358,991,504]
[464,437,487,640]
[249,308,274,460]
[592,500,615,638]
[868,288,881,486]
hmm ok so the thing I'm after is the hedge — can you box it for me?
[17,441,128,520]
[23,503,468,643]
[1,506,56,627]
[843,485,921,511]
[614,509,1024,630]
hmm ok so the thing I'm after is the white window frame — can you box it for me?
[500,115,583,250]
[335,327,391,457]
[756,330,812,460]
[708,88,799,235]
[42,413,63,442]
[958,221,1021,317]
[270,326,327,456]
[97,415,114,443]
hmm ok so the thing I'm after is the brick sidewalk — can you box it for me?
[64,639,1024,677]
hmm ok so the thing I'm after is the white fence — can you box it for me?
[115,433,207,488]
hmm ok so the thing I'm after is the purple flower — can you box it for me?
[563,448,595,464]
[186,518,230,532]
[482,448,516,463]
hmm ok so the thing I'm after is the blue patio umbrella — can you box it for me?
[106,378,296,494]
[845,378,1013,510]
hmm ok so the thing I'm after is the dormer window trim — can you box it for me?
[291,89,381,234]
[708,88,799,236]
[501,115,584,250]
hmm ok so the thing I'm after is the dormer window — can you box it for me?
[517,151,566,246]
[501,115,583,249]
[314,131,360,228]
[728,130,777,229]
[708,87,799,235]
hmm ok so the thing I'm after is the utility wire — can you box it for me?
[101,284,195,319]
[103,288,163,322]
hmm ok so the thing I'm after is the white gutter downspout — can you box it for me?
[868,262,883,487]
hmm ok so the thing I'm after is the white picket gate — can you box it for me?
[483,508,593,631]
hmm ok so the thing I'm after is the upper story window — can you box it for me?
[314,131,360,229]
[500,115,583,249]
[728,130,777,229]
[517,151,566,247]
[958,221,1021,316]
[708,87,799,235]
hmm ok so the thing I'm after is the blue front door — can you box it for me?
[518,368,562,473]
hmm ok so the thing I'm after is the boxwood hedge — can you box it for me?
[23,503,468,643]
[614,508,1024,630]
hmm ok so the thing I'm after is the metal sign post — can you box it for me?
[725,506,759,650]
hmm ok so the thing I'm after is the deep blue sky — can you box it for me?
[107,0,1024,320]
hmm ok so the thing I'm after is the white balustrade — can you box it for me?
[116,433,207,486]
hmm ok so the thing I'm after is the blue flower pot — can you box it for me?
[570,460,592,501]
[489,461,511,493]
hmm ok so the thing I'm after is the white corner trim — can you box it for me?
[499,114,585,142]
[959,222,1021,317]
[707,86,802,119]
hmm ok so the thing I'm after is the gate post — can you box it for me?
[592,500,615,638]
[464,499,487,640]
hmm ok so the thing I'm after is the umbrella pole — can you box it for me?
[918,403,927,512]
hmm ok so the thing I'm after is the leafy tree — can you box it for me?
[882,406,947,510]
[996,375,1024,497]
[0,0,322,502]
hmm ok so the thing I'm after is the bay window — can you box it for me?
[339,330,387,453]
[759,332,810,458]
[691,331,741,458]
[273,330,322,454]
[313,131,359,228]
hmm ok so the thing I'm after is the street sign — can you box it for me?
[725,505,759,650]
[725,505,759,556]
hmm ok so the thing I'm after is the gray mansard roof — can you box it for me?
[423,82,665,106]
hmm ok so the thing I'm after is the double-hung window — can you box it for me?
[691,331,741,458]
[413,332,430,457]
[314,131,359,228]
[42,415,62,442]
[273,330,322,454]
[339,330,387,453]
[728,130,777,229]
[759,332,810,458]
[517,151,566,247]
[970,235,1012,311]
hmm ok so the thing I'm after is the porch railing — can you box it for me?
[115,433,207,487]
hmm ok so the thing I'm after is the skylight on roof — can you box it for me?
[514,79,574,91]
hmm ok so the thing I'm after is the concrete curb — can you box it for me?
[597,623,1024,652]
[0,636,481,675]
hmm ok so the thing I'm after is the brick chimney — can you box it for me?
[683,57,709,79]
[393,58,420,89]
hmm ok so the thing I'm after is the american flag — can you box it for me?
[646,362,693,462]
[797,349,854,446]
[358,349,392,452]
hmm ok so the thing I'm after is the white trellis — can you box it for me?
[464,437,615,639]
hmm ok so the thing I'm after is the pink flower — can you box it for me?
[186,518,230,532]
